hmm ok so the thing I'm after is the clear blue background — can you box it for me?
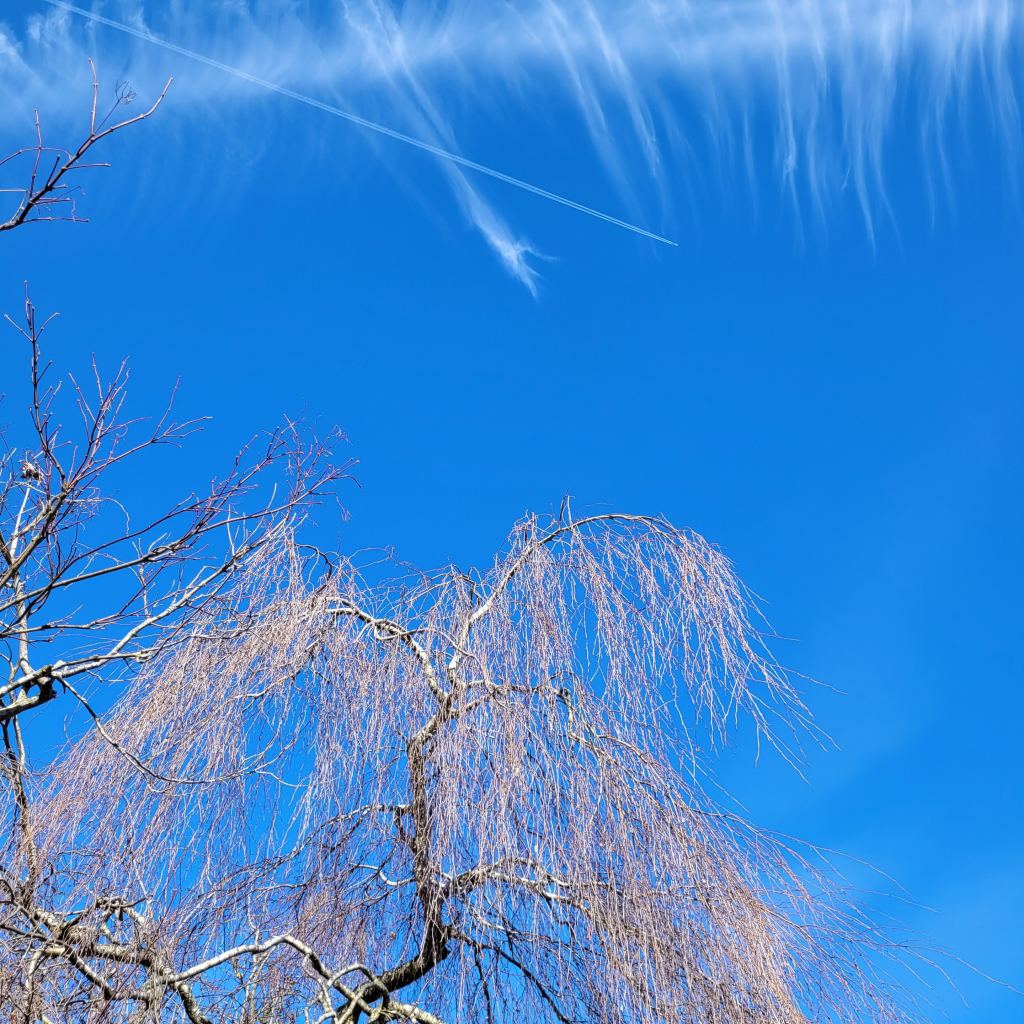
[1,3,1022,1017]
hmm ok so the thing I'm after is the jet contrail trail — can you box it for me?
[44,0,678,247]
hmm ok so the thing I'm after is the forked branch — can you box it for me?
[0,61,170,234]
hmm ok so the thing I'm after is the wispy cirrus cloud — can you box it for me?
[0,1,1019,287]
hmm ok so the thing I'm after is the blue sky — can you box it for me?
[1,0,1022,1018]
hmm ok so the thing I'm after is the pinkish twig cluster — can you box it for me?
[0,485,938,1023]
[0,61,170,234]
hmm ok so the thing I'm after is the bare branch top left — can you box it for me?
[0,60,171,234]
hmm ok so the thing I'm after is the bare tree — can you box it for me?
[0,288,351,1022]
[0,61,169,234]
[0,79,937,1024]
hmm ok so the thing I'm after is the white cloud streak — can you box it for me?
[0,1,1019,287]
[41,0,678,253]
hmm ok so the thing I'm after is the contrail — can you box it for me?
[44,0,678,247]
